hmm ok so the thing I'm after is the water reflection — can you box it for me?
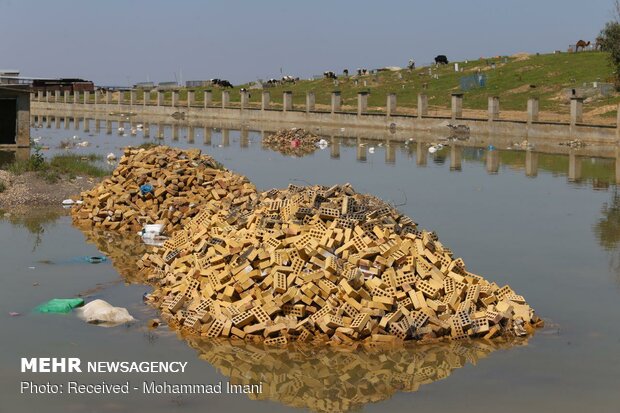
[184,336,530,413]
[0,208,64,252]
[77,227,149,283]
[594,189,620,280]
[30,111,620,190]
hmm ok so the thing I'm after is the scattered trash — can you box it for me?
[447,124,470,135]
[559,139,586,148]
[85,256,107,264]
[488,144,495,151]
[147,318,161,329]
[368,147,375,154]
[35,298,84,313]
[316,139,329,149]
[509,140,534,150]
[62,199,75,206]
[139,184,154,195]
[9,312,20,317]
[76,141,90,147]
[106,153,117,161]
[75,299,135,327]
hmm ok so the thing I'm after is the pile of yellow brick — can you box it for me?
[71,146,258,234]
[262,128,323,156]
[138,183,541,345]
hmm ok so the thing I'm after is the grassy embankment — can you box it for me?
[4,153,109,184]
[113,51,617,123]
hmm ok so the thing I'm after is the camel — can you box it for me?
[575,40,591,52]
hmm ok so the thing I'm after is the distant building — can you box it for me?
[134,82,155,89]
[0,70,20,84]
[185,80,210,88]
[31,78,95,93]
[157,82,179,90]
[0,84,30,147]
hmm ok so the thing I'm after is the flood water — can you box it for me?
[1,114,620,413]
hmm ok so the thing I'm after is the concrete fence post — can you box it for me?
[129,90,136,106]
[54,90,60,103]
[417,93,428,118]
[357,92,368,116]
[157,91,164,106]
[262,91,270,110]
[617,103,620,140]
[117,91,123,105]
[331,91,341,114]
[387,93,397,117]
[488,96,499,121]
[45,91,51,103]
[37,91,43,101]
[240,90,249,110]
[74,91,80,104]
[222,90,230,108]
[306,92,315,113]
[105,91,111,105]
[283,91,293,111]
[204,90,212,107]
[143,90,149,106]
[570,97,583,126]
[83,91,90,105]
[451,93,463,120]
[30,92,35,102]
[527,98,539,124]
[187,90,195,107]
[171,91,179,107]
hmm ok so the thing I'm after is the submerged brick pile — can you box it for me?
[138,183,541,345]
[71,146,258,234]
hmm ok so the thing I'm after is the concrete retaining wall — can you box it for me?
[31,100,619,144]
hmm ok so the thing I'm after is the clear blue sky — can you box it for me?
[0,0,615,86]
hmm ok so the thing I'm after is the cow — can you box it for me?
[434,55,449,65]
[210,79,233,88]
[323,71,337,79]
[343,69,349,77]
[281,75,298,84]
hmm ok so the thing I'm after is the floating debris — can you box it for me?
[263,128,325,156]
[559,139,586,148]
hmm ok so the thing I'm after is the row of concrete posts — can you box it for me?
[33,89,620,128]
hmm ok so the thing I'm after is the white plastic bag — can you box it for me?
[75,299,135,327]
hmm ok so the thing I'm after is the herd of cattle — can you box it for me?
[322,56,449,79]
[208,55,451,89]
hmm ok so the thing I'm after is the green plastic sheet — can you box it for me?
[35,298,85,313]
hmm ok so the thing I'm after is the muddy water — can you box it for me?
[1,119,620,412]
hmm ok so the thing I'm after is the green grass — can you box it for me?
[6,153,109,183]
[0,181,5,193]
[162,51,618,116]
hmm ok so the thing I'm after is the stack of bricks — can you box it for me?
[139,183,542,345]
[184,334,526,412]
[71,146,259,234]
[262,128,323,156]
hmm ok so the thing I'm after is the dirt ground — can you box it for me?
[0,170,99,209]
